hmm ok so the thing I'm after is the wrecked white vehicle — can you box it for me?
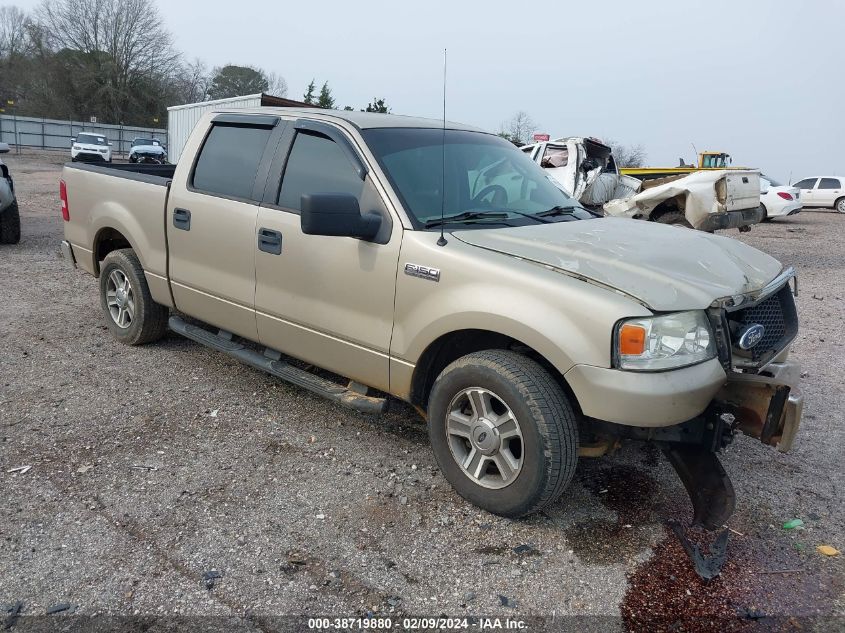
[523,137,764,231]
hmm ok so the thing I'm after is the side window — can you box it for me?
[278,132,364,211]
[541,144,569,168]
[818,178,841,189]
[793,178,817,189]
[192,124,273,200]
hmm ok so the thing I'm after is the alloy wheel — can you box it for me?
[445,387,524,489]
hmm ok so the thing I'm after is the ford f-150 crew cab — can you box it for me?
[59,109,803,526]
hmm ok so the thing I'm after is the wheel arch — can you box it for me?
[93,226,134,275]
[409,328,583,417]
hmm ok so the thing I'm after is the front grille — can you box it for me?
[727,284,798,367]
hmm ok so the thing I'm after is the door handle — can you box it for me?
[173,208,191,231]
[258,228,282,255]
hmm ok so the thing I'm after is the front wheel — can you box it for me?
[427,350,579,518]
[99,248,168,345]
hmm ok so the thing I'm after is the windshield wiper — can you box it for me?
[535,205,581,218]
[424,211,509,228]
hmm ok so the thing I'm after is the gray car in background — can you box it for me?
[0,142,20,244]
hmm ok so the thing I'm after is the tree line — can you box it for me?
[0,0,390,126]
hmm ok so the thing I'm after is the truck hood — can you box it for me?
[451,217,783,311]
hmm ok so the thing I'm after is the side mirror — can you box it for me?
[70,137,76,143]
[0,142,9,154]
[301,193,381,241]
[108,142,113,146]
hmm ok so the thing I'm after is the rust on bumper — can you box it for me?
[716,359,803,452]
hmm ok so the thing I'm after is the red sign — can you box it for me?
[533,133,550,142]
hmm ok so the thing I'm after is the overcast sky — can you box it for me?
[12,0,844,181]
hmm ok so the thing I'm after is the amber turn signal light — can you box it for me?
[618,323,646,356]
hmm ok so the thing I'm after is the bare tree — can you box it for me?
[265,71,288,98]
[35,0,181,121]
[605,139,647,168]
[176,57,210,104]
[499,111,536,145]
[0,5,30,58]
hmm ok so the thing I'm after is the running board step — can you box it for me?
[168,316,387,415]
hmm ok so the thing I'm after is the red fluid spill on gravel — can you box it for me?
[621,520,843,632]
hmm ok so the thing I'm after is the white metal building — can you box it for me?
[166,93,314,164]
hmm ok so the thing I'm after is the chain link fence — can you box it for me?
[0,114,167,158]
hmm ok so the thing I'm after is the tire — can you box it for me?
[99,248,168,345]
[427,350,578,518]
[836,197,845,213]
[653,209,693,228]
[760,203,769,220]
[0,200,21,244]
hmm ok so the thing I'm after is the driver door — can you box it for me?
[254,123,401,393]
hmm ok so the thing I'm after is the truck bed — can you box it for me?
[62,161,174,303]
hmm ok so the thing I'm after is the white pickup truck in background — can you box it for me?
[522,137,764,231]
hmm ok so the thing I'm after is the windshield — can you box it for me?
[77,133,107,146]
[362,128,592,229]
[133,138,160,146]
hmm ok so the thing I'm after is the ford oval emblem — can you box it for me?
[738,324,765,350]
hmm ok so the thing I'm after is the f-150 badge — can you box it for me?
[404,263,440,282]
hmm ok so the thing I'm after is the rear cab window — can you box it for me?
[192,124,274,201]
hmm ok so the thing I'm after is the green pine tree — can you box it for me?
[303,79,316,105]
[317,81,335,109]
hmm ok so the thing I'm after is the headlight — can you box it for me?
[614,311,715,371]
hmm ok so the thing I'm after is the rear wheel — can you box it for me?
[0,200,21,244]
[427,350,578,518]
[99,248,168,345]
[836,197,845,213]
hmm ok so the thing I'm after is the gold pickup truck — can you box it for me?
[59,109,803,527]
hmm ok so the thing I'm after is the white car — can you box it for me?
[760,175,801,219]
[129,137,167,164]
[70,132,112,163]
[791,176,845,213]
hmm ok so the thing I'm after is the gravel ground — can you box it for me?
[1,150,843,631]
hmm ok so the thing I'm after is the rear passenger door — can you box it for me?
[815,178,842,208]
[792,178,818,206]
[253,120,401,393]
[167,114,283,340]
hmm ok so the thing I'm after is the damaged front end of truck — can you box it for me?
[582,268,802,531]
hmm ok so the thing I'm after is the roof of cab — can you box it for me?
[216,107,486,133]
